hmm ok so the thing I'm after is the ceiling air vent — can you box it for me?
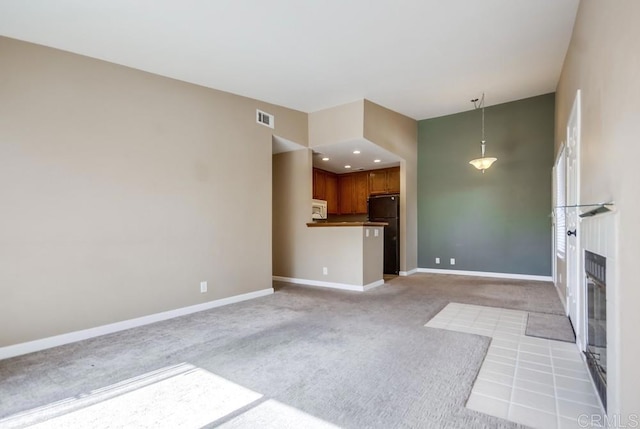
[256,109,274,129]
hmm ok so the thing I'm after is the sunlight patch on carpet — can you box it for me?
[219,399,340,428]
[1,363,262,428]
[1,362,340,429]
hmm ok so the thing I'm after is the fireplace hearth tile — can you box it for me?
[426,303,605,429]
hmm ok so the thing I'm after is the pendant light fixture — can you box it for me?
[469,93,497,173]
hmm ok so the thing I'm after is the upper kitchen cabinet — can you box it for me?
[313,168,338,214]
[386,167,400,194]
[368,169,386,195]
[338,171,368,214]
[313,168,326,199]
[368,167,400,195]
[369,167,400,195]
[338,174,353,214]
[325,173,338,214]
[314,166,398,215]
[354,172,369,213]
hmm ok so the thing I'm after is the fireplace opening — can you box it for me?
[585,250,606,410]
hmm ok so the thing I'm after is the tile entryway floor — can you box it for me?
[425,303,604,429]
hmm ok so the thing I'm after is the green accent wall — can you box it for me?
[418,93,555,276]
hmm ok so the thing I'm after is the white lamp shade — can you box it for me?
[469,157,497,171]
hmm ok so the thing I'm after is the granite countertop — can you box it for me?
[306,221,388,227]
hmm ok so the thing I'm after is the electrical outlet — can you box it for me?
[200,281,207,293]
[450,258,455,265]
[323,267,328,275]
[374,229,379,237]
[366,229,370,237]
[435,257,440,264]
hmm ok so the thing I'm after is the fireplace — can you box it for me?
[585,250,607,410]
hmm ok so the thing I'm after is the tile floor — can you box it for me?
[425,303,605,429]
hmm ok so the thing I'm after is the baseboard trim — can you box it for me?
[0,288,274,361]
[399,268,418,276]
[554,281,568,315]
[362,279,385,291]
[417,268,552,282]
[273,276,384,292]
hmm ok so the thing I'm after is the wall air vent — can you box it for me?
[256,109,275,129]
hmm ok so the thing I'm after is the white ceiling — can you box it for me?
[272,136,401,173]
[0,0,579,120]
[312,139,402,174]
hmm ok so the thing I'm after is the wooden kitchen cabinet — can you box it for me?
[368,170,387,195]
[313,168,326,199]
[354,172,369,213]
[316,166,398,215]
[386,167,400,194]
[338,174,354,214]
[338,171,369,214]
[325,173,338,214]
[368,167,400,195]
[313,168,338,214]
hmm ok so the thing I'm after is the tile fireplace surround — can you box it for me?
[580,212,617,417]
[426,303,604,429]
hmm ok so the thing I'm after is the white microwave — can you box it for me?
[312,199,327,220]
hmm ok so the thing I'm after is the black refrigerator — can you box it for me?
[368,194,400,275]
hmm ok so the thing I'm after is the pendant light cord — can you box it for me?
[481,94,485,142]
[481,99,485,157]
[472,93,486,157]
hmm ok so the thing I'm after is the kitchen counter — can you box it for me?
[306,221,388,227]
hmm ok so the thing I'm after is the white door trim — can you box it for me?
[552,143,567,306]
[566,89,584,351]
[552,143,565,282]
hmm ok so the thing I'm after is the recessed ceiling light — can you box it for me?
[344,165,351,169]
[322,157,329,161]
[374,159,381,163]
[353,150,361,154]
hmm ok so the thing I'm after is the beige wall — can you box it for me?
[285,226,383,287]
[362,227,384,285]
[555,1,640,419]
[363,100,418,274]
[0,37,307,346]
[305,227,365,285]
[308,100,364,147]
[1,37,413,349]
[272,148,313,278]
